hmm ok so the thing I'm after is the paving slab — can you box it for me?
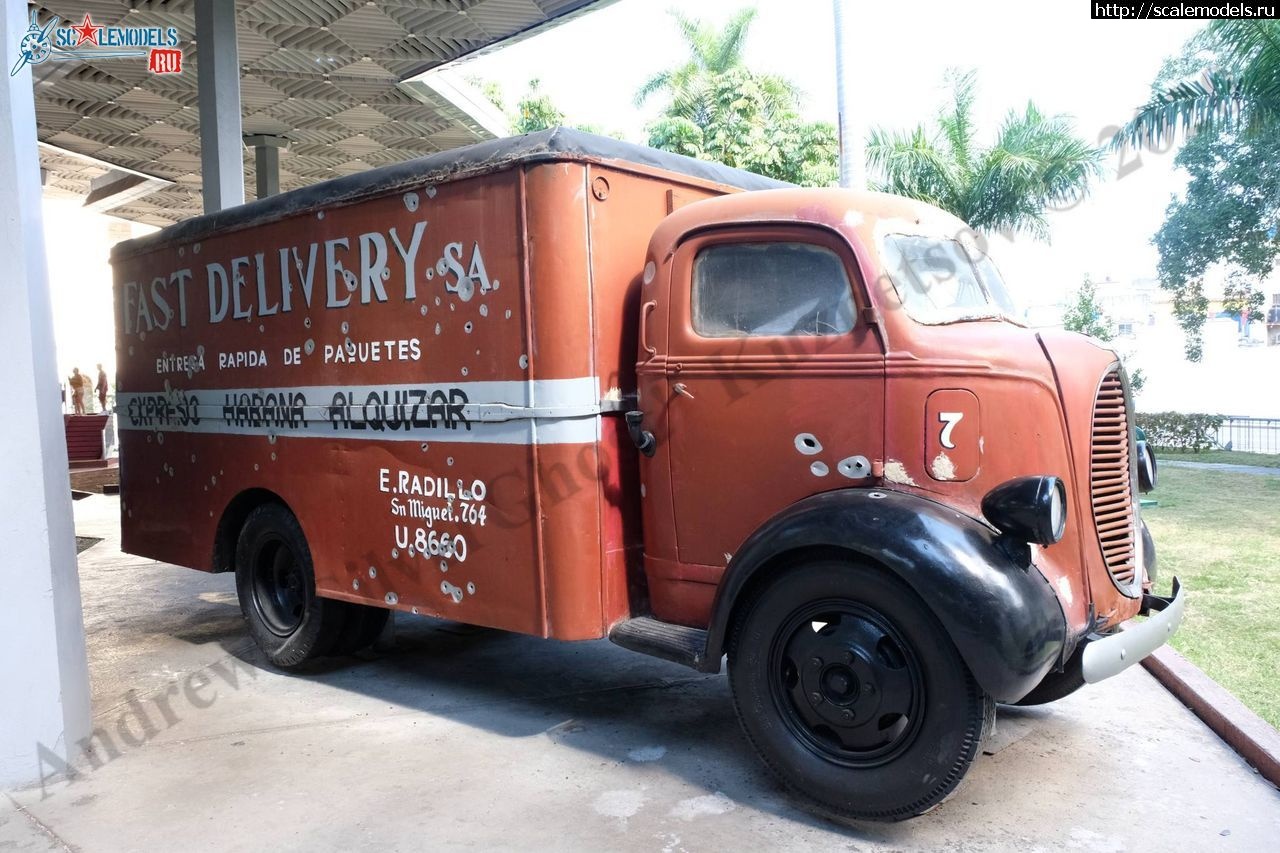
[4,495,1277,852]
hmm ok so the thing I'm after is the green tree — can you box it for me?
[1113,20,1280,150]
[1145,33,1280,361]
[866,71,1104,237]
[1063,277,1147,392]
[1063,277,1114,340]
[512,79,565,134]
[638,9,838,186]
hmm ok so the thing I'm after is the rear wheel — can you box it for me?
[728,559,993,821]
[235,503,347,669]
[331,603,390,656]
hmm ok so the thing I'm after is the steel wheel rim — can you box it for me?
[767,598,926,767]
[250,535,306,636]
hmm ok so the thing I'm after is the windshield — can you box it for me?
[880,233,1018,324]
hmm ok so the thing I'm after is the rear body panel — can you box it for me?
[111,130,778,641]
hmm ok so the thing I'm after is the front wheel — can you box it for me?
[728,559,994,821]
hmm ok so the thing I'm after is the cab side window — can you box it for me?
[692,242,855,338]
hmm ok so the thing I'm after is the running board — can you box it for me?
[608,617,719,673]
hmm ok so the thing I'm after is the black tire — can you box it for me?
[235,503,348,669]
[330,603,391,656]
[728,559,994,822]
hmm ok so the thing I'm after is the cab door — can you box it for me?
[663,227,885,570]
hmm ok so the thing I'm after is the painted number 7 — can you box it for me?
[938,412,963,450]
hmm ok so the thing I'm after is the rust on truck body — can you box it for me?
[113,134,759,640]
[113,129,1182,822]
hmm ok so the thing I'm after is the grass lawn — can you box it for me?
[1157,448,1280,468]
[1142,466,1280,728]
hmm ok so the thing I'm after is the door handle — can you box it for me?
[640,300,657,361]
[673,383,694,400]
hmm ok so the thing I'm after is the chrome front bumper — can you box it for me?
[1081,577,1186,683]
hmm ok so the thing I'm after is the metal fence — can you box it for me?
[1215,417,1280,454]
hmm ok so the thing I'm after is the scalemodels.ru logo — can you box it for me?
[10,10,183,77]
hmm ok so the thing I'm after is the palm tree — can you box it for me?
[635,8,795,120]
[1113,20,1280,150]
[866,71,1104,238]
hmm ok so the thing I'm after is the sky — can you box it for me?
[456,0,1203,312]
[51,1,1272,414]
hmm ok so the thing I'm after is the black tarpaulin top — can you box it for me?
[111,127,792,260]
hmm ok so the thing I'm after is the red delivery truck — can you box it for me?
[112,129,1185,821]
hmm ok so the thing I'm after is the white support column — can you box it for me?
[0,2,92,790]
[832,0,866,191]
[245,133,287,199]
[195,0,244,212]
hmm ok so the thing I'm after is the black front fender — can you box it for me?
[706,488,1067,704]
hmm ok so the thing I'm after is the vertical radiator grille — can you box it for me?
[1090,370,1136,588]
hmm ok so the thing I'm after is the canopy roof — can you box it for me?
[32,0,607,225]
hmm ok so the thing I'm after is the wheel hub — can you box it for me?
[772,602,924,765]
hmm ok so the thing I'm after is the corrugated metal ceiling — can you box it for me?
[32,0,606,225]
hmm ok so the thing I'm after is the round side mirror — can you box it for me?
[1136,440,1157,493]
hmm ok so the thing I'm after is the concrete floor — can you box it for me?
[3,496,1278,852]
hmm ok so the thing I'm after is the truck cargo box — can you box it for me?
[112,129,784,640]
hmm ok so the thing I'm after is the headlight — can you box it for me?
[1136,440,1157,493]
[981,476,1067,546]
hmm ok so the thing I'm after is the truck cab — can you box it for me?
[619,186,1183,818]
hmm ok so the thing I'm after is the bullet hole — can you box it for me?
[446,456,454,466]
[304,339,315,355]
[304,317,312,329]
[439,560,448,573]
[341,321,350,334]
[505,309,512,319]
[810,461,829,477]
[434,323,441,335]
[420,443,429,452]
[519,354,529,369]
[391,548,399,559]
[352,578,360,590]
[316,211,325,220]
[425,267,434,280]
[368,566,377,579]
[420,305,428,316]
[461,367,468,376]
[193,242,201,254]
[479,305,488,317]
[403,192,419,212]
[464,321,473,333]
[466,582,476,595]
[385,592,398,605]
[794,433,822,455]
[424,185,437,198]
